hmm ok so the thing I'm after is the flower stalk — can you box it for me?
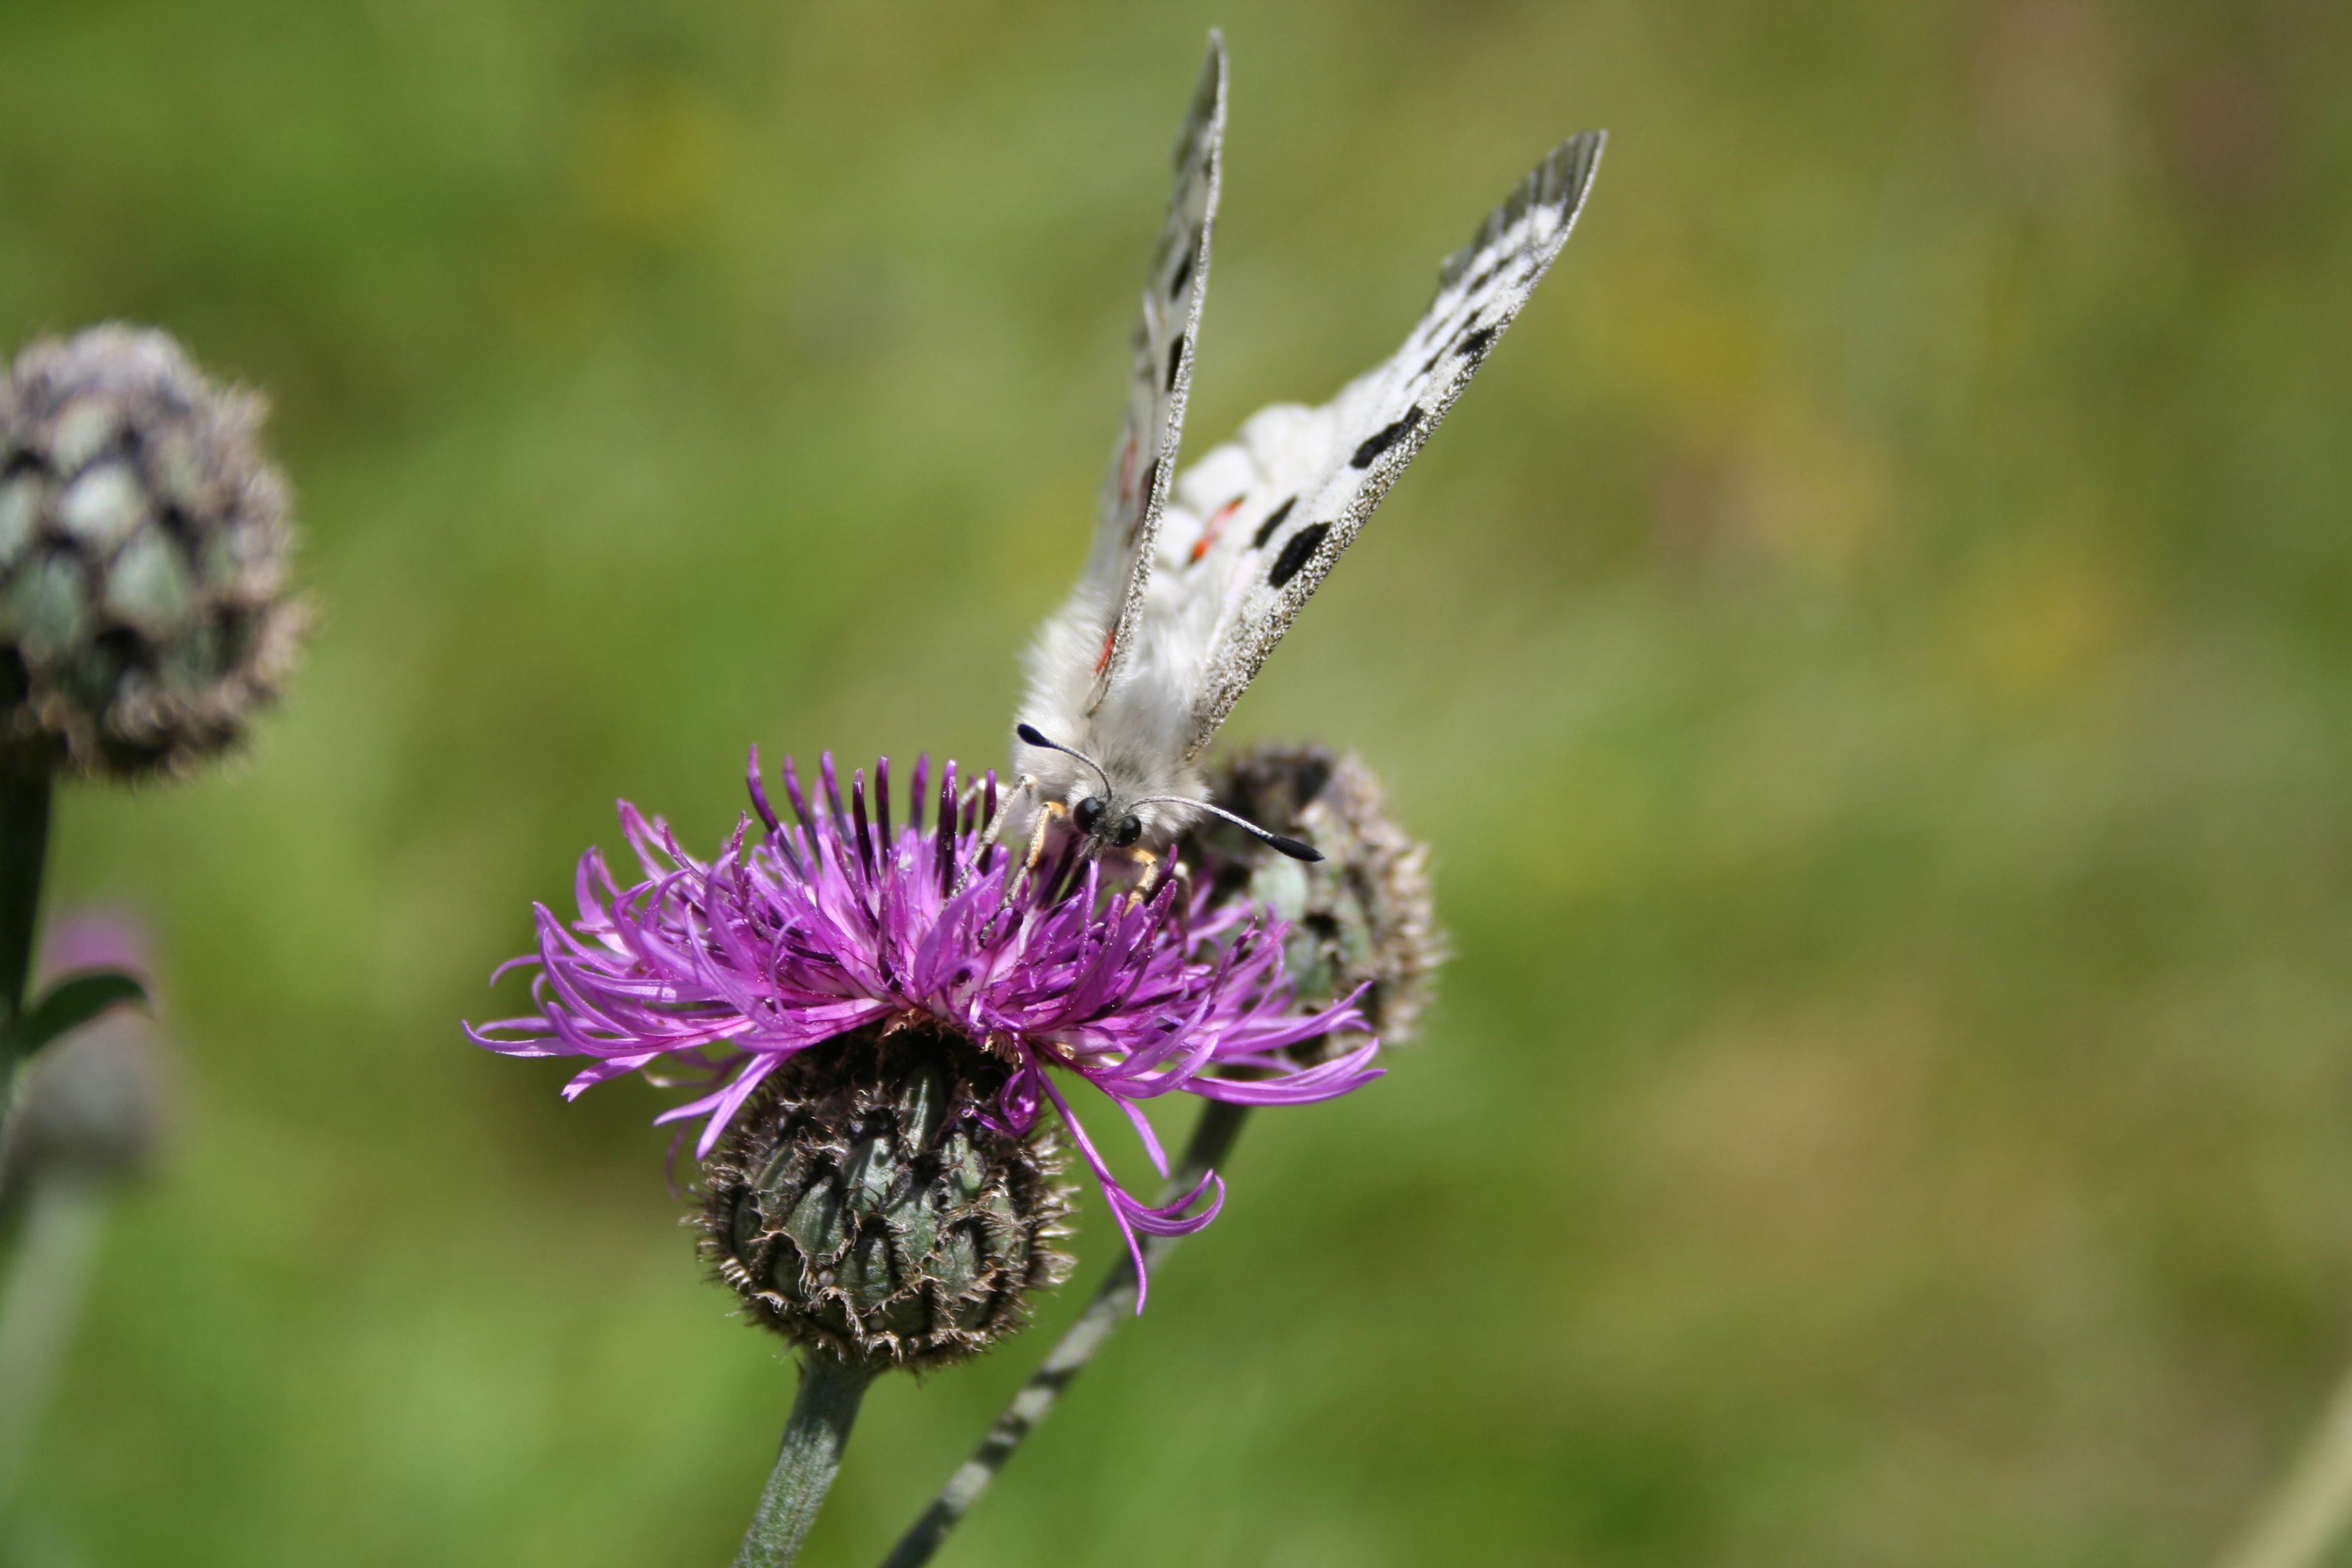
[2210,1354,2352,1568]
[879,1098,1250,1568]
[0,1173,104,1514]
[0,913,165,1516]
[0,757,53,1096]
[734,1350,876,1568]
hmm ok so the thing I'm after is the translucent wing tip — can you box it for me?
[1437,128,1607,292]
[1177,33,1229,171]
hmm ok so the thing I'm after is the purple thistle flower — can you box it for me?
[470,749,1381,1306]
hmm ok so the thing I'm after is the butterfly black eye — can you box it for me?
[1114,814,1143,847]
[1073,797,1106,834]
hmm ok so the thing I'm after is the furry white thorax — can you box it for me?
[1013,574,1211,853]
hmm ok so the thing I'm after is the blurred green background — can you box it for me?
[6,0,2351,1563]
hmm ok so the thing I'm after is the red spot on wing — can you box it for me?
[1094,626,1117,674]
[1189,494,1247,565]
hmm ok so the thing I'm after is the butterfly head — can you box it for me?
[1014,722,1323,864]
[1068,791,1147,851]
[1013,721,1174,855]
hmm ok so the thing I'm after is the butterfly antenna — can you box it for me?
[1133,797,1324,863]
[1015,723,1115,798]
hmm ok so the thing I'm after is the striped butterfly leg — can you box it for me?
[1122,847,1163,909]
[1124,845,1198,909]
[966,773,1041,898]
[1004,796,1070,909]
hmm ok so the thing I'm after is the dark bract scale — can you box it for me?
[700,1026,1073,1370]
[0,325,307,777]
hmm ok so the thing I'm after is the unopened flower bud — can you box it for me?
[0,912,167,1205]
[0,1030,167,1201]
[701,1024,1074,1371]
[1191,744,1443,1054]
[0,325,307,777]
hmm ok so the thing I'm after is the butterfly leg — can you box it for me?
[1124,847,1162,907]
[975,774,1034,856]
[960,774,1038,897]
[1005,797,1068,907]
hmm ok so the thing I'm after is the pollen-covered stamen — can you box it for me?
[781,754,816,834]
[747,745,783,836]
[963,773,990,837]
[820,753,849,832]
[934,762,960,897]
[852,767,876,880]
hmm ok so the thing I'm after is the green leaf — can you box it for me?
[10,968,150,1060]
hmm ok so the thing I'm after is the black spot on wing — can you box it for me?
[1251,495,1297,550]
[1350,406,1424,470]
[1169,246,1194,300]
[1418,311,1484,377]
[1166,334,1186,392]
[1456,325,1497,362]
[1268,522,1329,589]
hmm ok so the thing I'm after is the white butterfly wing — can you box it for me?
[1150,130,1606,758]
[1070,33,1226,717]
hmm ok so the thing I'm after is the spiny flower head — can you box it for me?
[472,750,1381,1306]
[698,1024,1074,1369]
[1186,744,1443,1056]
[0,325,306,777]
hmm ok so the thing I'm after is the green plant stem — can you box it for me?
[734,1350,875,1568]
[879,1100,1252,1568]
[0,759,53,1134]
[0,760,50,1039]
[0,1175,107,1515]
[2212,1356,2352,1568]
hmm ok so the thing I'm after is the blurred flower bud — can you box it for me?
[1190,744,1443,1056]
[0,910,167,1203]
[701,1025,1074,1371]
[0,325,308,778]
[0,1030,167,1199]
